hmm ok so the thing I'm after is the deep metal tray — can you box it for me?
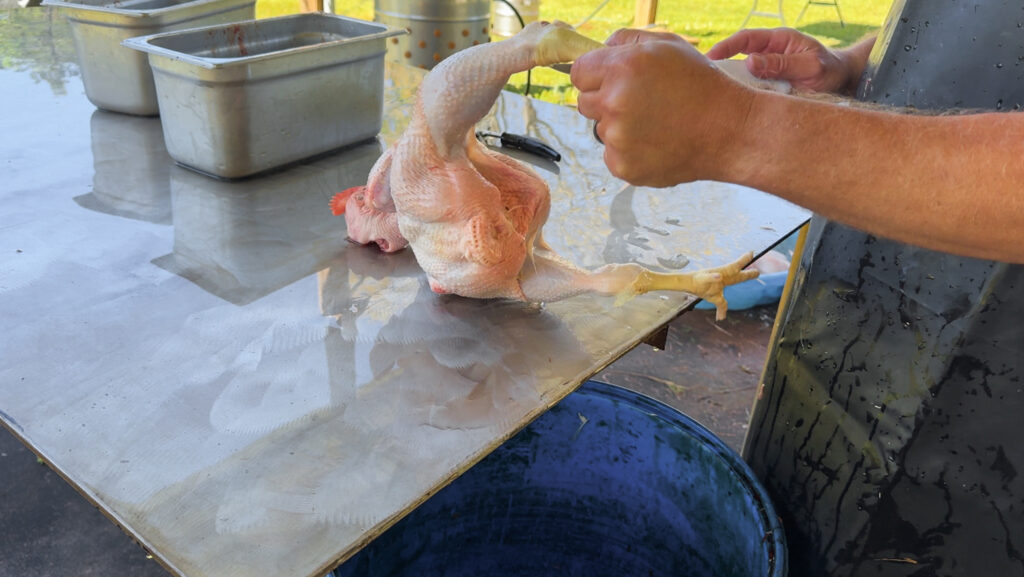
[123,13,405,178]
[43,0,255,116]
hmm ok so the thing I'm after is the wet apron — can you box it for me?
[743,1,1024,575]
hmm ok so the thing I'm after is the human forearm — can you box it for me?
[726,92,1024,263]
[572,29,1024,263]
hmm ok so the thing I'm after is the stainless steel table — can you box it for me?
[0,8,809,577]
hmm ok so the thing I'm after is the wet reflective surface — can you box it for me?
[0,8,808,577]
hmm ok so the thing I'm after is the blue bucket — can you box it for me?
[334,380,786,577]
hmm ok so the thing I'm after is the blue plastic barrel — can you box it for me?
[334,380,786,577]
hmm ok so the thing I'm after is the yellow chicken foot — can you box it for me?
[617,252,759,320]
[519,251,759,320]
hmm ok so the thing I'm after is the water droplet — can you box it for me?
[996,62,1004,69]
[904,44,912,51]
[997,99,1004,110]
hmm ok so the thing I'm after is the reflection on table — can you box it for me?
[154,140,382,305]
[74,110,173,224]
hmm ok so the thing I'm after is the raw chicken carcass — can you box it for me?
[331,21,758,320]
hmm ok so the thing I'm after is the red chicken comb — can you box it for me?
[330,186,363,216]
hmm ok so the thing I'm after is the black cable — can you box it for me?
[492,0,531,95]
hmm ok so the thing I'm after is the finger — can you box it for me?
[575,90,602,121]
[707,27,807,60]
[570,48,612,92]
[603,143,631,182]
[603,144,660,188]
[706,29,777,60]
[605,28,640,46]
[747,50,821,81]
[606,28,677,46]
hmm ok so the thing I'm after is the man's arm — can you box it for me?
[572,30,1024,264]
[726,91,1024,263]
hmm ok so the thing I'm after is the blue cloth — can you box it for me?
[694,270,787,311]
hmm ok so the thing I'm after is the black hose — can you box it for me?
[492,0,531,95]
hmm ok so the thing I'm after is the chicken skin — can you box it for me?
[332,21,758,320]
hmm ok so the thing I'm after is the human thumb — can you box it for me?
[748,53,785,78]
[749,51,822,82]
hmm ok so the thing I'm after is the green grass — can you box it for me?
[256,0,893,104]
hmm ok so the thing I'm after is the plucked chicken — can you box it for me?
[331,21,757,320]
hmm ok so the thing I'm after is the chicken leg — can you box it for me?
[519,248,758,321]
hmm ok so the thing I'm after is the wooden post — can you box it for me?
[299,0,323,12]
[633,0,658,27]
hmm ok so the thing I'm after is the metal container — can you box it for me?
[334,380,787,577]
[491,0,539,40]
[42,0,256,116]
[374,0,490,69]
[122,13,404,179]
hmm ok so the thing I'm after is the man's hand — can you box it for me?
[707,28,872,95]
[570,29,755,187]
